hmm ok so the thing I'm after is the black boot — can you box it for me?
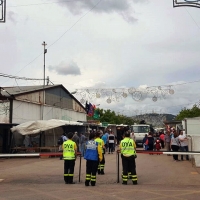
[122,181,127,185]
[91,181,96,186]
[100,170,105,175]
[97,169,101,175]
[68,176,75,184]
[133,181,137,185]
[85,180,90,186]
[64,176,69,184]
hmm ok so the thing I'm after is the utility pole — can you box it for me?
[42,41,47,86]
[41,41,47,120]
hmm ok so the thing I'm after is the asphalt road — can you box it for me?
[0,150,200,200]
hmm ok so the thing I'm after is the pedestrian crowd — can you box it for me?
[59,126,189,186]
[142,127,189,161]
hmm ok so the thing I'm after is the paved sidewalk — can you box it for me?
[0,152,200,200]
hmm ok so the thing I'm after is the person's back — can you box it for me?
[105,131,109,140]
[108,132,115,153]
[62,132,77,184]
[142,134,148,150]
[72,132,79,142]
[101,133,108,152]
[79,133,86,156]
[80,134,86,144]
[108,133,115,143]
[101,134,107,145]
[84,132,103,186]
[147,134,154,151]
[160,133,165,141]
[72,132,79,148]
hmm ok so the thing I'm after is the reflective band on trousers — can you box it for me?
[86,174,91,180]
[132,175,137,181]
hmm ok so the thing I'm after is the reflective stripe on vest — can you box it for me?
[63,140,75,160]
[121,138,136,156]
[86,140,97,150]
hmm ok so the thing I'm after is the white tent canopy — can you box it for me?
[11,119,83,135]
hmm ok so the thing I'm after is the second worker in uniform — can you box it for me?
[84,132,103,186]
[120,131,138,185]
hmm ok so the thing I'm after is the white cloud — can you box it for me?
[56,0,147,23]
[1,0,200,117]
[48,60,81,76]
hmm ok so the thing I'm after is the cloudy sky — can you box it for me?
[1,0,200,116]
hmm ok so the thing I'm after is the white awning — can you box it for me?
[11,119,83,135]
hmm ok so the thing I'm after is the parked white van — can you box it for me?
[131,124,150,145]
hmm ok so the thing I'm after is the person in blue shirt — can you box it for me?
[101,132,108,151]
[59,133,68,160]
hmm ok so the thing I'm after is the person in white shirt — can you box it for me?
[178,130,189,161]
[108,131,115,154]
[130,131,136,142]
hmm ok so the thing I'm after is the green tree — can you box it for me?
[87,108,136,125]
[176,104,200,120]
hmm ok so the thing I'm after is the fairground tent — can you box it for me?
[11,119,83,135]
[10,119,84,148]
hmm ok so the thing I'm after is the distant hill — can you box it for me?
[131,113,176,127]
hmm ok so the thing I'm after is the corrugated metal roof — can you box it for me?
[1,85,60,96]
[0,85,86,111]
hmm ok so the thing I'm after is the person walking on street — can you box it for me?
[130,131,136,142]
[84,132,103,186]
[178,130,189,161]
[79,133,86,157]
[120,131,137,185]
[108,130,115,154]
[147,132,154,153]
[72,131,80,152]
[171,132,180,161]
[104,129,109,152]
[95,131,105,175]
[164,131,171,156]
[101,132,108,152]
[142,134,148,150]
[159,132,165,148]
[58,132,68,160]
[62,132,77,184]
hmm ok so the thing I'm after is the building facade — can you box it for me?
[0,85,87,153]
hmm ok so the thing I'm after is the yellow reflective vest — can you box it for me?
[95,137,105,153]
[120,137,136,157]
[63,139,77,160]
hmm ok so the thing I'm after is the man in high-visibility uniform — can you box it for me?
[84,132,103,186]
[120,131,137,185]
[63,132,77,184]
[95,131,105,175]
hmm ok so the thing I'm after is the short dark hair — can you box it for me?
[89,132,95,140]
[125,131,130,137]
[96,131,100,137]
[68,132,74,139]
